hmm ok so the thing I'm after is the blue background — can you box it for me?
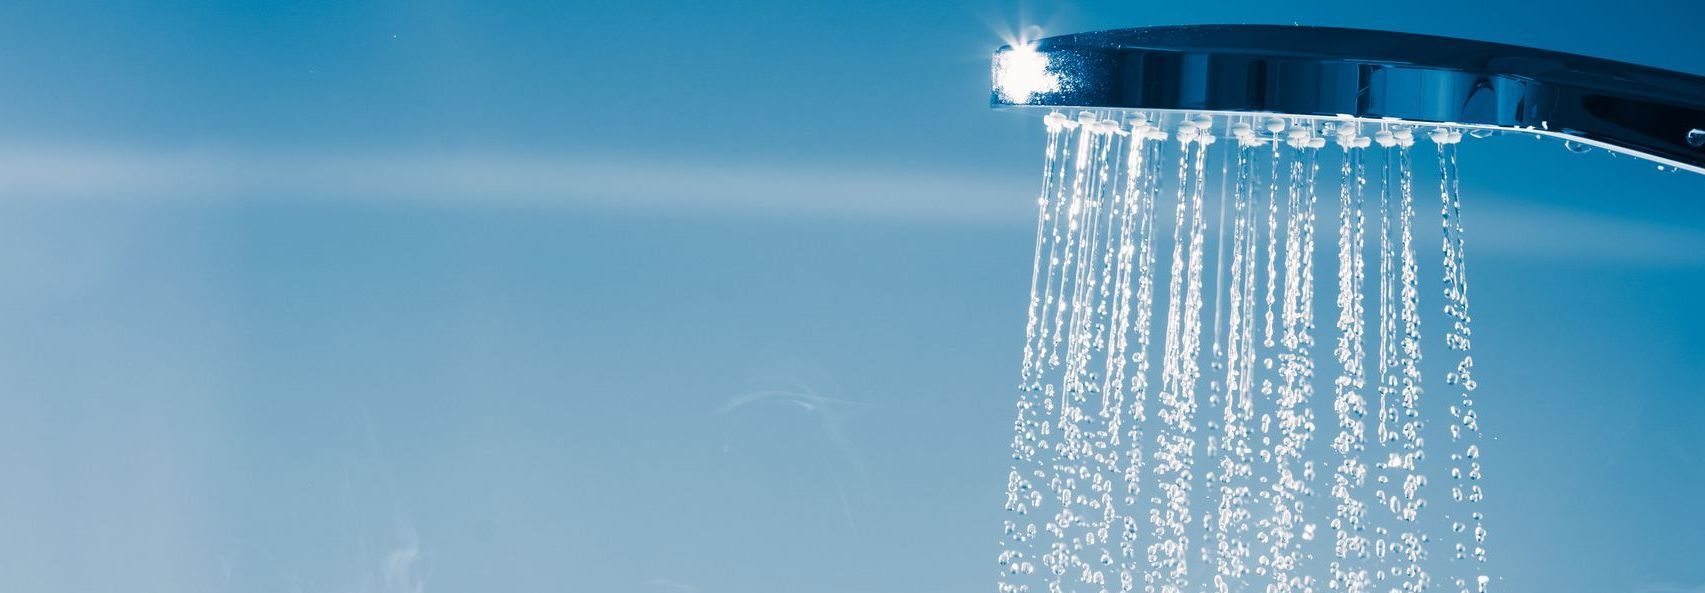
[0,1,1701,592]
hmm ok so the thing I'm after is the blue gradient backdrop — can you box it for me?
[0,1,1701,592]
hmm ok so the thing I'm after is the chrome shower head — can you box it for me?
[991,25,1705,174]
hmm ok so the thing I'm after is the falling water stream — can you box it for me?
[1000,112,1488,593]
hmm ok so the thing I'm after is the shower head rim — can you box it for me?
[991,24,1705,174]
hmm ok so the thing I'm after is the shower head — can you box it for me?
[991,24,1705,173]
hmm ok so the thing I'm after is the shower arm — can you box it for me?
[992,25,1705,175]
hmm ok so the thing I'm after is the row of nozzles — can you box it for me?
[1044,110,1468,150]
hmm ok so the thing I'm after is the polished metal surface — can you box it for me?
[991,25,1705,173]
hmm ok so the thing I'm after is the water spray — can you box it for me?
[990,24,1704,593]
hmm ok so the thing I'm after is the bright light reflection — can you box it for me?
[995,27,1058,104]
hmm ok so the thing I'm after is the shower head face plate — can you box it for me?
[991,25,1705,174]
